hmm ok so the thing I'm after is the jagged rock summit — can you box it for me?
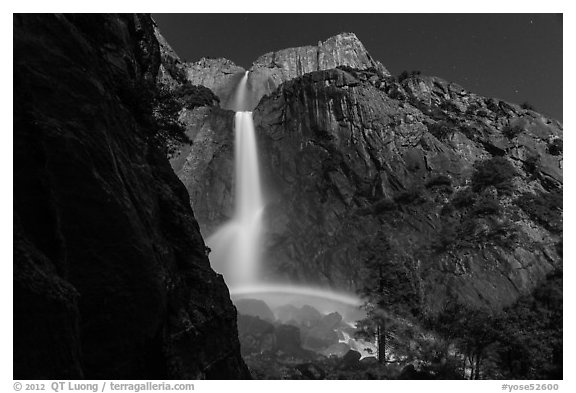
[250,32,389,84]
[246,32,389,107]
[154,28,387,110]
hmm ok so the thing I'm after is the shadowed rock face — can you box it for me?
[170,61,562,312]
[236,299,275,321]
[169,106,237,233]
[14,14,249,379]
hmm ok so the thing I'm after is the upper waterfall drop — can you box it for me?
[233,71,250,111]
[206,70,265,287]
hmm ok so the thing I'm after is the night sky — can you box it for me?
[153,14,563,121]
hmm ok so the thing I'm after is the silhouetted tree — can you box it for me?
[547,138,563,156]
[355,231,420,363]
[397,70,422,83]
[494,269,563,379]
[428,302,499,379]
[520,101,536,111]
[112,76,190,155]
[153,86,190,155]
[425,269,563,380]
[398,70,410,83]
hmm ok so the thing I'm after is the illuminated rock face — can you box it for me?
[250,32,390,86]
[171,60,562,314]
[157,32,388,111]
[13,14,249,380]
[157,24,561,313]
[253,67,562,311]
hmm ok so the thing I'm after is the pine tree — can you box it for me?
[355,230,419,363]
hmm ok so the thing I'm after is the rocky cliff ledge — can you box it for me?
[14,14,249,379]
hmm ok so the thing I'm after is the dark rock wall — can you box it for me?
[14,14,249,379]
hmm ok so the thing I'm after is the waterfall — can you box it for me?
[206,71,363,321]
[233,70,249,111]
[206,71,264,287]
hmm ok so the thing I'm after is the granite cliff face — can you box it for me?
[14,14,249,379]
[245,32,390,110]
[168,35,562,312]
[253,67,562,310]
[153,24,245,102]
[158,32,387,111]
[167,32,395,230]
[186,58,246,104]
[170,106,237,232]
[251,32,390,86]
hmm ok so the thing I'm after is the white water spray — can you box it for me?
[207,72,264,286]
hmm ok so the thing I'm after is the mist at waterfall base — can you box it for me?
[206,111,263,286]
[205,72,375,359]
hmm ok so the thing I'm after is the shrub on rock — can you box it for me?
[472,157,518,194]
